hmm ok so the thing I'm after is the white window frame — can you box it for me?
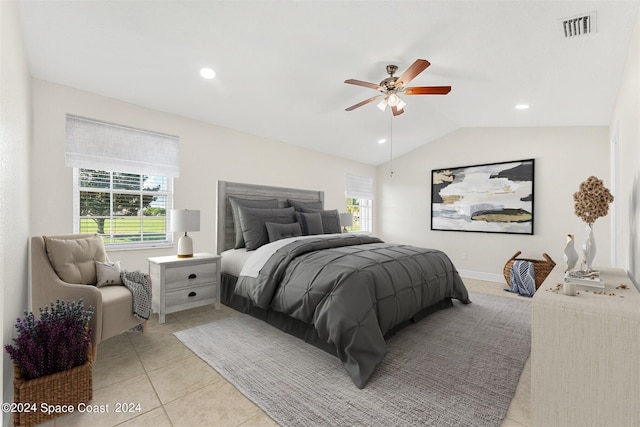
[345,173,374,233]
[346,197,372,233]
[73,168,174,250]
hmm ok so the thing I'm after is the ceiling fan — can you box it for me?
[344,59,451,116]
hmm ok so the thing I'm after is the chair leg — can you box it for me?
[142,320,148,335]
[92,344,98,362]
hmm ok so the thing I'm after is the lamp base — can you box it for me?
[177,233,194,258]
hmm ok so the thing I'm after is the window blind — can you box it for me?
[345,173,374,200]
[65,114,180,177]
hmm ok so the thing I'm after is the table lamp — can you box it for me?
[170,209,200,258]
[339,213,353,233]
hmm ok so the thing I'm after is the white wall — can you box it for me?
[610,6,640,289]
[376,127,611,282]
[30,80,376,272]
[0,2,32,425]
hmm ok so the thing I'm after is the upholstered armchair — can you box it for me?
[31,234,146,358]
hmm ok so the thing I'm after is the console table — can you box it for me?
[532,265,639,427]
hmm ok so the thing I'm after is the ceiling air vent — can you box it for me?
[560,12,597,38]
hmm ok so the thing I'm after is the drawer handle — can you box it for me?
[188,291,197,297]
[188,273,197,279]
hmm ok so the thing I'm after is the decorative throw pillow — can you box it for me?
[266,222,302,242]
[238,206,296,250]
[287,199,324,212]
[229,197,279,249]
[300,208,341,234]
[295,212,324,235]
[95,261,123,287]
[44,234,108,284]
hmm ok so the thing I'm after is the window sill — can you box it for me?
[105,242,173,252]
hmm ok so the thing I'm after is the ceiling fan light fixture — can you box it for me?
[377,99,388,112]
[396,98,407,111]
[387,92,400,107]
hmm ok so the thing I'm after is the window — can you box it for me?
[345,174,374,233]
[346,198,372,232]
[66,115,179,249]
[74,169,172,248]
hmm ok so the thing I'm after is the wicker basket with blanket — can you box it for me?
[503,251,556,290]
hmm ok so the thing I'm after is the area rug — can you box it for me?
[175,291,530,427]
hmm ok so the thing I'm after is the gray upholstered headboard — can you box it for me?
[216,181,325,254]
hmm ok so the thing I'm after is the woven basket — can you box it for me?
[503,251,556,290]
[13,348,93,427]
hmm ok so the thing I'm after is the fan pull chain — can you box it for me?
[389,114,394,178]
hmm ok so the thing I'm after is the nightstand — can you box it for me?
[148,253,221,324]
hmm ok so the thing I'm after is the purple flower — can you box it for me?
[4,300,94,380]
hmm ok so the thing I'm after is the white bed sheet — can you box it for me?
[220,248,253,277]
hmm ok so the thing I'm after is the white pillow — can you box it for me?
[95,261,123,287]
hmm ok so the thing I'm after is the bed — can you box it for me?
[217,180,470,388]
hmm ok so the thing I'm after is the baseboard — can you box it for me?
[458,269,504,283]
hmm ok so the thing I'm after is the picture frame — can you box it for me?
[431,159,534,234]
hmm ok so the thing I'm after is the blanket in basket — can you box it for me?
[506,260,536,297]
[120,270,152,320]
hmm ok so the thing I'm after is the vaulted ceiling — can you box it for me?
[18,1,640,165]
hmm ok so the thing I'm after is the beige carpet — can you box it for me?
[175,291,530,427]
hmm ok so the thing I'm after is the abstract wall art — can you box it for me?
[431,159,535,234]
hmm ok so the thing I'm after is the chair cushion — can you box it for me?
[98,285,141,341]
[44,235,107,284]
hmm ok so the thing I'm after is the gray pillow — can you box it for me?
[295,212,324,235]
[300,208,341,234]
[266,222,302,242]
[238,206,295,250]
[287,199,324,211]
[229,196,279,249]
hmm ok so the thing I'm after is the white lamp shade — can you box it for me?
[170,209,200,232]
[339,213,354,227]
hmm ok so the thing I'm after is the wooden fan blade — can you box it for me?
[392,106,405,116]
[404,86,451,95]
[345,95,382,111]
[344,79,382,91]
[396,59,430,87]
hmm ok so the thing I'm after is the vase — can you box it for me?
[581,223,596,273]
[563,234,579,271]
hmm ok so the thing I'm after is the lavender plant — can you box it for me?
[5,300,94,380]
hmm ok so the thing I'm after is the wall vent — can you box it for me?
[560,12,596,38]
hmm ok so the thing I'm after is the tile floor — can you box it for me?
[35,278,530,427]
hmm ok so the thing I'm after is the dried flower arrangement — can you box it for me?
[5,300,94,380]
[573,176,614,225]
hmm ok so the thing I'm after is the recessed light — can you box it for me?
[378,138,387,144]
[200,68,216,79]
[515,104,530,110]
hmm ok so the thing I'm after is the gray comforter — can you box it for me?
[235,234,470,388]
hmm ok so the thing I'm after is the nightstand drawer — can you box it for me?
[165,262,218,290]
[165,283,217,310]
